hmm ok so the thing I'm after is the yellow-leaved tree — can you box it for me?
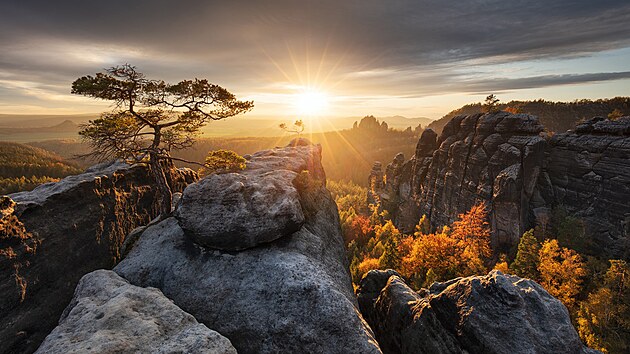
[538,239,587,311]
[577,260,630,354]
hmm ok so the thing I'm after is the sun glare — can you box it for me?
[295,89,329,116]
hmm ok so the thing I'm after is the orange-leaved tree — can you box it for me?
[450,203,492,275]
[538,239,587,310]
[400,203,492,286]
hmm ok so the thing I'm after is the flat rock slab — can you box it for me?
[36,270,236,354]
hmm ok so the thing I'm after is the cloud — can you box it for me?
[1,0,629,114]
[460,71,630,94]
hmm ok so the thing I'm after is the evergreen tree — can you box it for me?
[511,229,541,280]
[483,94,500,113]
[73,65,253,216]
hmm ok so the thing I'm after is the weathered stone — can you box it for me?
[35,270,236,354]
[358,270,599,354]
[373,112,630,258]
[176,170,305,250]
[415,129,438,157]
[116,142,381,354]
[542,117,630,257]
[575,116,630,135]
[0,161,196,354]
[368,162,384,206]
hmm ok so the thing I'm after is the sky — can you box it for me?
[1,0,629,120]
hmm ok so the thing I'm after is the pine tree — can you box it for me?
[72,65,253,216]
[511,229,541,280]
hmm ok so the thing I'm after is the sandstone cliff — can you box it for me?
[371,113,630,257]
[544,117,630,257]
[13,141,609,353]
[0,161,196,354]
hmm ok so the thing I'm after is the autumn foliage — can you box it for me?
[335,181,493,287]
[332,179,627,353]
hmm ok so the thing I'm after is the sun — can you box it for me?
[294,89,329,116]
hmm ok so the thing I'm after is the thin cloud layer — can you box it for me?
[1,0,629,115]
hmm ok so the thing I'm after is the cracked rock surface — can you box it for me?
[115,141,382,354]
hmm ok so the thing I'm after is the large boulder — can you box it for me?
[0,161,196,354]
[357,270,599,354]
[115,142,381,354]
[176,169,305,251]
[36,270,236,354]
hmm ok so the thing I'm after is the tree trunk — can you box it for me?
[149,153,173,217]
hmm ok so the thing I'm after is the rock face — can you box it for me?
[373,113,630,257]
[545,116,630,257]
[357,269,599,354]
[0,161,196,354]
[115,142,381,354]
[36,270,236,354]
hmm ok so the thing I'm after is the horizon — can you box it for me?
[1,1,629,120]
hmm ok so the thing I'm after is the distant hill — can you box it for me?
[0,120,78,135]
[427,97,630,134]
[0,113,432,141]
[0,113,95,128]
[31,117,421,186]
[0,117,83,143]
[0,141,83,195]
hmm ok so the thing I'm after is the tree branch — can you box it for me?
[160,155,206,167]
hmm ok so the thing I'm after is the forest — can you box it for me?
[0,142,82,195]
[428,96,630,134]
[329,179,630,354]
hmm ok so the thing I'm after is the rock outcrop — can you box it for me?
[545,116,630,257]
[372,113,630,257]
[36,270,236,354]
[115,141,382,354]
[0,161,196,354]
[174,145,325,250]
[357,269,599,354]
